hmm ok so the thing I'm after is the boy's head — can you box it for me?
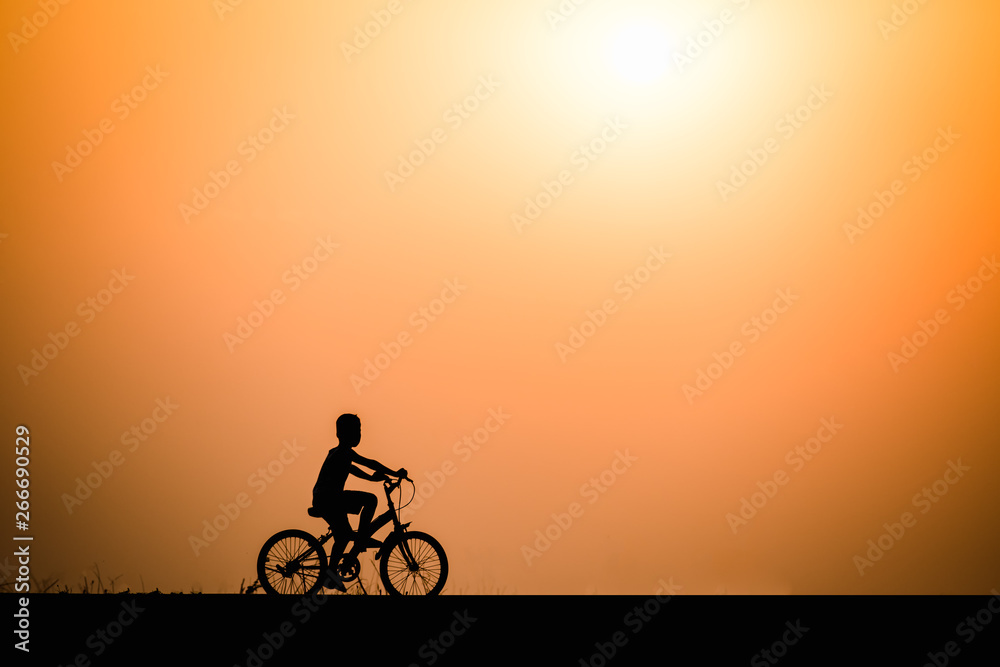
[336,413,361,447]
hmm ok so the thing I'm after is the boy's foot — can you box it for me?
[349,531,380,550]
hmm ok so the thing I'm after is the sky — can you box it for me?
[2,0,998,595]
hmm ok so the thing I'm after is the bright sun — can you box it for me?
[608,23,671,84]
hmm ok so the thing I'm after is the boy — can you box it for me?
[311,413,405,591]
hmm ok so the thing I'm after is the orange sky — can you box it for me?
[2,0,998,594]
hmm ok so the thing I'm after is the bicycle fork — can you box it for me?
[377,523,416,567]
[396,537,419,570]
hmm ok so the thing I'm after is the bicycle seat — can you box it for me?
[307,507,323,517]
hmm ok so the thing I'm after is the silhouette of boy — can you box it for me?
[311,413,404,591]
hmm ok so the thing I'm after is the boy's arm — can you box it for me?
[351,451,401,478]
[349,464,383,482]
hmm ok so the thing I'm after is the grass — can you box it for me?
[5,557,508,595]
[0,563,127,594]
[0,563,200,595]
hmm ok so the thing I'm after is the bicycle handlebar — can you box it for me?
[382,472,411,488]
[381,472,416,512]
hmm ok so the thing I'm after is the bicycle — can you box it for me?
[255,475,448,596]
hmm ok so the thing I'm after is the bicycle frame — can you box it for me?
[309,478,415,564]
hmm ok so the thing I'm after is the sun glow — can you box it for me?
[608,22,672,84]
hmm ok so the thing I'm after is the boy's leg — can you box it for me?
[357,495,377,541]
[343,491,378,553]
[344,491,379,549]
[321,509,351,592]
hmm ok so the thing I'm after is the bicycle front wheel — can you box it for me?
[257,529,327,595]
[379,531,448,596]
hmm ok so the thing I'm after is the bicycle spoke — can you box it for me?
[380,535,443,595]
[411,572,430,594]
[257,530,328,596]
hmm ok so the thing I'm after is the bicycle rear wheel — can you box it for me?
[257,529,327,595]
[379,531,448,596]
